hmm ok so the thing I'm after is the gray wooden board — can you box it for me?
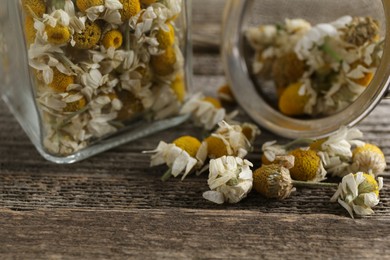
[1,0,390,258]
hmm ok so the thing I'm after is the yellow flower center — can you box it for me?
[202,97,222,109]
[353,143,385,161]
[76,0,104,13]
[140,0,157,5]
[170,74,186,102]
[45,25,71,45]
[289,149,321,181]
[24,16,36,45]
[102,30,123,49]
[278,82,309,116]
[22,0,46,17]
[217,84,235,103]
[173,136,201,158]
[49,68,75,92]
[156,23,175,49]
[73,21,102,49]
[151,46,177,76]
[63,92,87,113]
[119,0,141,21]
[205,136,228,159]
[242,126,253,142]
[357,173,380,197]
[116,90,144,121]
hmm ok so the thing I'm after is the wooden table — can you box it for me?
[1,1,390,258]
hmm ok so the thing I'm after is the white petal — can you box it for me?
[203,191,225,204]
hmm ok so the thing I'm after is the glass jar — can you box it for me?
[222,0,390,138]
[0,0,192,163]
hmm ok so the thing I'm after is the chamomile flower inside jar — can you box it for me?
[222,0,390,139]
[0,0,192,163]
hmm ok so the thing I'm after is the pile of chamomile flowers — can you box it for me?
[144,84,386,218]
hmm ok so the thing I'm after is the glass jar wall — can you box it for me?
[222,0,390,138]
[0,0,192,163]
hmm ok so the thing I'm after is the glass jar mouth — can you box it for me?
[222,0,390,139]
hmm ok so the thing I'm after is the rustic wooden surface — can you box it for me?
[2,1,390,258]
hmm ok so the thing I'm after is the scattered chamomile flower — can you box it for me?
[143,136,206,181]
[331,172,383,218]
[180,92,226,130]
[350,143,386,177]
[203,156,253,204]
[212,121,253,157]
[313,126,365,177]
[261,140,289,164]
[253,164,295,200]
[217,84,236,104]
[241,122,261,145]
[289,148,326,182]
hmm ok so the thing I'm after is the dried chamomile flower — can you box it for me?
[313,126,365,177]
[76,0,104,13]
[73,21,102,49]
[156,23,175,49]
[143,136,205,180]
[24,16,37,45]
[22,0,46,17]
[203,156,253,204]
[331,172,383,218]
[253,164,294,200]
[62,91,87,113]
[217,84,236,104]
[278,82,309,116]
[170,74,186,103]
[241,122,261,145]
[45,24,71,45]
[289,148,326,182]
[119,0,141,21]
[151,46,177,76]
[102,29,123,49]
[261,140,288,164]
[49,68,75,92]
[180,93,226,130]
[350,143,386,177]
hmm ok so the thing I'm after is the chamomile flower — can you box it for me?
[350,143,387,176]
[261,140,288,164]
[217,84,235,104]
[278,82,309,116]
[73,21,102,49]
[79,0,123,25]
[203,156,253,204]
[180,93,226,130]
[144,136,205,180]
[253,164,294,200]
[331,172,383,218]
[289,148,327,182]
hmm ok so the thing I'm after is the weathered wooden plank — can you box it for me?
[0,209,390,259]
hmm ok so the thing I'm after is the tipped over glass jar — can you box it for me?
[0,0,192,163]
[222,0,390,138]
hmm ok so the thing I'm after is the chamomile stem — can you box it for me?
[161,169,173,182]
[292,180,338,189]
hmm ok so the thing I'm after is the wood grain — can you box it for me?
[1,0,390,258]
